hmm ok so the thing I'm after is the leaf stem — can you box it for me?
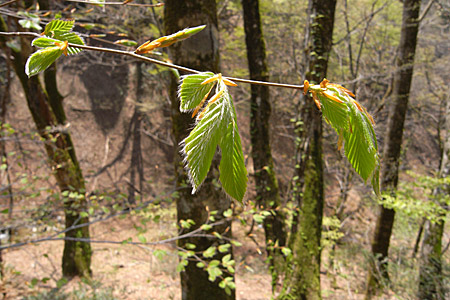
[0,31,305,90]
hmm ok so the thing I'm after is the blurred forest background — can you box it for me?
[0,0,448,299]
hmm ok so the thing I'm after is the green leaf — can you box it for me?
[25,46,63,77]
[137,234,147,243]
[218,244,231,253]
[342,101,378,182]
[223,208,233,218]
[202,246,216,258]
[153,249,166,261]
[281,247,292,257]
[32,37,59,48]
[114,39,138,47]
[219,118,247,203]
[178,75,248,202]
[207,267,222,282]
[180,87,228,191]
[163,25,206,48]
[29,277,38,288]
[200,224,212,231]
[318,92,349,132]
[51,32,84,55]
[309,81,380,194]
[44,19,75,35]
[178,72,215,111]
[18,12,42,31]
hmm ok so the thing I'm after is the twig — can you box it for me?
[0,0,19,9]
[0,217,229,250]
[0,31,305,90]
[65,0,164,7]
[418,0,436,22]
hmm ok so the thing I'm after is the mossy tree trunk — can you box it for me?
[165,1,234,299]
[418,96,449,300]
[241,0,287,289]
[365,0,421,297]
[0,15,91,278]
[278,1,336,299]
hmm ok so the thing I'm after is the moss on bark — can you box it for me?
[165,1,234,299]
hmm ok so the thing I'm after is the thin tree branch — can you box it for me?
[0,31,305,90]
[0,0,19,9]
[65,0,164,7]
[418,0,436,22]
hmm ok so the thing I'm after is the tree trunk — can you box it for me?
[278,1,336,299]
[366,0,421,297]
[418,96,449,300]
[241,0,287,289]
[0,16,92,278]
[164,1,234,299]
[128,62,144,205]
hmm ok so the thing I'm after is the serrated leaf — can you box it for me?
[44,19,74,35]
[342,101,378,182]
[25,46,63,77]
[307,79,380,195]
[51,32,84,55]
[219,119,247,203]
[318,92,349,132]
[178,75,248,202]
[181,87,228,192]
[178,72,215,111]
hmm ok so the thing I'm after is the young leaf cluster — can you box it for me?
[178,73,247,203]
[305,79,380,195]
[25,19,85,77]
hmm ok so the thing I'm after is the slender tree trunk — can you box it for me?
[165,1,234,299]
[366,0,421,297]
[0,16,92,278]
[278,1,336,299]
[418,96,449,300]
[241,0,287,289]
[128,62,144,205]
[0,31,12,279]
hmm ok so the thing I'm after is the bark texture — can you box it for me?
[278,0,336,299]
[418,97,449,300]
[366,0,421,297]
[164,1,234,299]
[241,0,287,288]
[0,16,92,278]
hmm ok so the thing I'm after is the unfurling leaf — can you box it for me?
[25,19,85,76]
[305,79,380,196]
[135,25,206,54]
[25,46,63,77]
[17,12,42,31]
[179,73,248,202]
[114,39,138,47]
[43,19,75,36]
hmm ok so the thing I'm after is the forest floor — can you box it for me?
[1,203,382,300]
[1,62,448,300]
